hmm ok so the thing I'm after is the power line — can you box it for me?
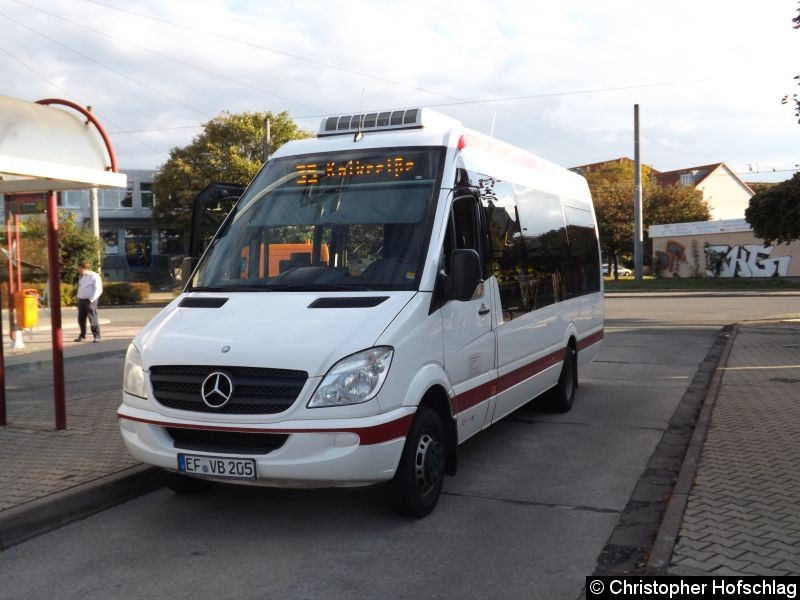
[10,0,329,115]
[0,44,163,155]
[0,9,212,119]
[80,0,713,128]
[80,0,472,105]
[107,124,204,135]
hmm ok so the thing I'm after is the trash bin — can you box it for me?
[14,289,39,329]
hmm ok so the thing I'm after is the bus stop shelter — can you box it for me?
[0,94,126,429]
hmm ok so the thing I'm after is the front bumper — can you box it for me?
[117,402,414,488]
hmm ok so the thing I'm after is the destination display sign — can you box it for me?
[293,155,418,186]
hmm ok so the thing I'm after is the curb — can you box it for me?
[3,347,128,373]
[645,323,739,573]
[0,464,163,551]
[591,324,734,576]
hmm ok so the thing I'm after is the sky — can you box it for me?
[1,0,798,183]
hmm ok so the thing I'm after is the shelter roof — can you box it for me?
[0,95,126,194]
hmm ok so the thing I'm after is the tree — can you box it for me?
[582,159,710,277]
[582,159,649,274]
[782,4,800,123]
[644,183,711,268]
[153,111,312,242]
[745,173,800,244]
[22,211,104,282]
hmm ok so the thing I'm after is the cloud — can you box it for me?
[0,0,796,180]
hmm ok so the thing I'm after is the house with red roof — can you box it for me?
[571,159,754,220]
[654,163,754,220]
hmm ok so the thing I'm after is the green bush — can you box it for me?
[0,281,150,307]
[60,283,77,306]
[100,282,150,305]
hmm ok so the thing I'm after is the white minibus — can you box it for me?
[118,108,604,517]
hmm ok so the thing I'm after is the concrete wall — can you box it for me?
[651,220,800,278]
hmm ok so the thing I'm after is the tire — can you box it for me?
[163,471,215,494]
[388,406,446,518]
[548,345,577,413]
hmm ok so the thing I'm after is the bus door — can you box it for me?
[441,193,497,442]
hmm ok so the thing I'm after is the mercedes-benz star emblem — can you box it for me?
[201,372,234,409]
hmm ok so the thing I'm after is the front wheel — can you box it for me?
[388,407,446,518]
[548,345,577,413]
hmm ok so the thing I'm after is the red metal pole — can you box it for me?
[0,214,6,424]
[0,258,5,425]
[47,191,67,430]
[15,214,22,293]
[6,217,15,340]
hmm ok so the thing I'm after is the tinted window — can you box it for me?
[478,178,527,316]
[516,190,569,309]
[477,178,597,316]
[564,206,600,295]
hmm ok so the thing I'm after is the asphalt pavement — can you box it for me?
[0,292,799,578]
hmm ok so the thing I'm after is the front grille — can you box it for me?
[150,365,307,415]
[166,427,289,455]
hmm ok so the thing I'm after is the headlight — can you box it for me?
[123,343,147,399]
[308,347,393,408]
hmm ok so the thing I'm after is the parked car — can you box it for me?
[602,264,633,277]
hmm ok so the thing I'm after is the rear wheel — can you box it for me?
[388,407,446,518]
[163,471,215,494]
[548,345,577,413]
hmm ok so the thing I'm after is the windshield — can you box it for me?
[190,146,444,292]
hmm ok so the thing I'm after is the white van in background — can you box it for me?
[118,108,604,517]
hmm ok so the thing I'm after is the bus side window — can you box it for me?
[441,195,485,292]
[451,195,483,261]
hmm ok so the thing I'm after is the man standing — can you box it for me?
[75,259,103,342]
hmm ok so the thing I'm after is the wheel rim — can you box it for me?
[414,431,444,497]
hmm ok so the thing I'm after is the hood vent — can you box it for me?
[179,297,229,308]
[308,297,389,309]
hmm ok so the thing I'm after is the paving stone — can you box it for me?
[768,549,800,563]
[675,537,712,552]
[666,322,800,576]
[673,548,716,563]
[711,566,745,576]
[736,552,783,569]
[672,556,717,574]
[0,388,139,516]
[773,560,800,575]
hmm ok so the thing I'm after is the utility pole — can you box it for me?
[87,107,101,269]
[263,117,271,162]
[633,104,643,282]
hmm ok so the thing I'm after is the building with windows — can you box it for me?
[58,169,183,279]
[0,169,183,285]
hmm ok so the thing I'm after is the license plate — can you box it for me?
[178,454,257,480]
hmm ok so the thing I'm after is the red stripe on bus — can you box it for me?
[452,329,603,415]
[577,330,604,351]
[118,413,414,446]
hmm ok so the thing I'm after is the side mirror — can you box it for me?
[450,249,482,301]
[180,256,197,287]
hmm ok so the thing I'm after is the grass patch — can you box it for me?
[604,276,800,291]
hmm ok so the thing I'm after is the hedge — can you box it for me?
[0,281,151,307]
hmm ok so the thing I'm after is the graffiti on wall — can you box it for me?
[655,240,687,274]
[704,243,791,278]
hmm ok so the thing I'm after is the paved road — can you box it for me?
[0,296,797,600]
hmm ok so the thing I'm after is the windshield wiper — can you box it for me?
[189,285,275,292]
